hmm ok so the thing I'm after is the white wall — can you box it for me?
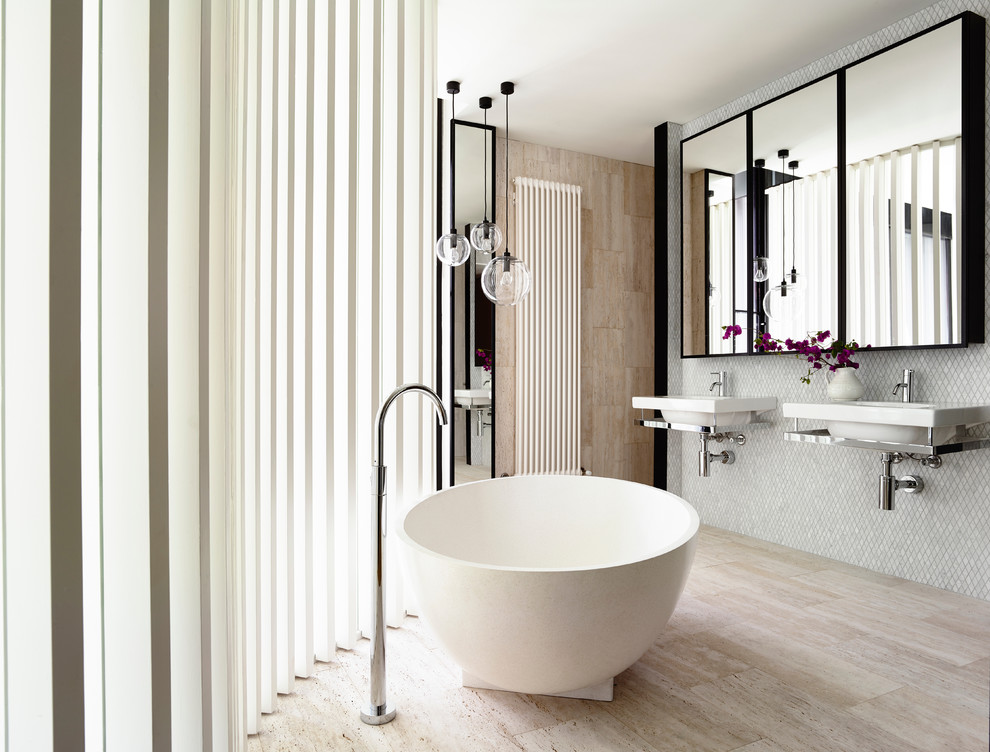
[668,0,990,600]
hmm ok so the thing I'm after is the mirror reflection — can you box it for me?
[752,74,839,343]
[845,20,962,347]
[681,115,747,356]
[451,120,496,484]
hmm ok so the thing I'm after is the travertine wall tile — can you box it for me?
[493,137,653,483]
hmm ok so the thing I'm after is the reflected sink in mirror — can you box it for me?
[454,388,491,408]
[632,395,777,427]
[782,400,990,444]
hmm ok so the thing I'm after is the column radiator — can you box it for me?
[514,177,583,475]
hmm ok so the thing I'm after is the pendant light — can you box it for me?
[469,96,503,255]
[481,81,531,306]
[762,149,791,321]
[785,158,804,290]
[435,81,472,267]
[752,158,770,282]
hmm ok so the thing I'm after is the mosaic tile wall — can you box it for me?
[669,1,990,599]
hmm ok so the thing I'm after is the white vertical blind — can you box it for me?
[226,0,438,735]
[847,138,960,346]
[1,0,229,749]
[0,0,437,746]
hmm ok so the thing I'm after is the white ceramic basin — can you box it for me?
[782,400,990,444]
[454,388,491,408]
[632,395,777,427]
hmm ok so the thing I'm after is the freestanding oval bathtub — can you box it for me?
[397,475,699,697]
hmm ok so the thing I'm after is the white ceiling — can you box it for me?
[438,0,938,166]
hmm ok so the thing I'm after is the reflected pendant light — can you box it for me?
[469,96,503,255]
[762,149,791,321]
[481,81,532,306]
[785,158,804,290]
[753,158,770,282]
[435,81,472,267]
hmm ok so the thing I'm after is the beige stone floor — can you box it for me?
[248,526,990,751]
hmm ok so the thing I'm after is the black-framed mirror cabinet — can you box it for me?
[680,11,985,357]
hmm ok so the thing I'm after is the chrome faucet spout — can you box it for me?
[891,369,914,403]
[363,383,447,726]
[709,371,727,397]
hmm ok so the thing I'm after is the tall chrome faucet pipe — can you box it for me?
[361,383,448,726]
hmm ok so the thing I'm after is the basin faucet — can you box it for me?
[892,369,914,403]
[709,371,727,397]
[363,383,448,726]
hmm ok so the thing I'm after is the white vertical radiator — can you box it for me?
[514,177,583,475]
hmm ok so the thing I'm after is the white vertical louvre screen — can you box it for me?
[226,0,438,736]
[514,177,582,476]
[1,0,230,750]
[764,168,838,342]
[846,138,961,346]
[708,200,733,354]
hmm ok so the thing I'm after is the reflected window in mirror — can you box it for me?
[752,75,839,345]
[681,115,747,357]
[846,20,963,347]
[449,119,497,484]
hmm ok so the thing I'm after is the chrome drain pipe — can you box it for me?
[878,452,924,511]
[698,433,735,477]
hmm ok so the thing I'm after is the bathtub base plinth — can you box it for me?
[462,671,614,702]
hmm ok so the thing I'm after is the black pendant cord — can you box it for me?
[501,82,515,269]
[483,104,490,222]
[789,160,799,278]
[778,149,789,296]
[446,82,459,234]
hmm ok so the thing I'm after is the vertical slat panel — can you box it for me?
[259,0,277,713]
[909,144,921,344]
[300,0,315,677]
[931,140,941,343]
[103,1,153,746]
[49,0,85,745]
[167,0,203,747]
[890,150,902,345]
[206,0,230,745]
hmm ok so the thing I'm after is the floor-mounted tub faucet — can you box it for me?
[892,369,914,403]
[362,383,448,726]
[709,371,727,397]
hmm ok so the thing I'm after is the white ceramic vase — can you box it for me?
[826,367,864,401]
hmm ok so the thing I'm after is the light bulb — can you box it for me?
[435,231,471,266]
[753,256,769,282]
[481,252,531,306]
[470,220,503,253]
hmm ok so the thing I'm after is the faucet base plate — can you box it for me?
[361,703,396,725]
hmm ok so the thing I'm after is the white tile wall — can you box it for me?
[669,0,990,599]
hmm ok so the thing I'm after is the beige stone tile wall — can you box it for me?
[493,138,655,483]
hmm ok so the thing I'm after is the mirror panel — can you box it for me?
[845,20,962,347]
[679,13,983,358]
[681,115,747,356]
[450,120,496,484]
[752,75,839,343]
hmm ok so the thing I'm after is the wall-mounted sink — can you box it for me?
[454,389,491,408]
[632,395,777,427]
[782,400,990,445]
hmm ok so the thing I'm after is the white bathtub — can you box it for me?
[397,475,699,698]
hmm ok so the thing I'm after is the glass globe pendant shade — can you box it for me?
[481,251,531,306]
[762,281,799,323]
[435,230,472,267]
[469,219,503,253]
